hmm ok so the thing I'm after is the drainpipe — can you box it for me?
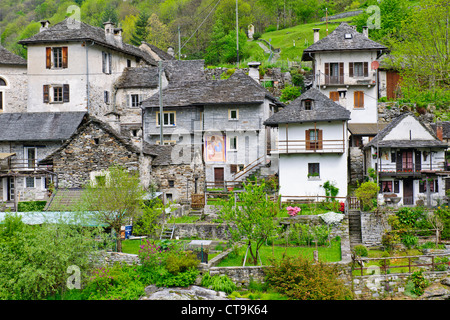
[85,41,95,113]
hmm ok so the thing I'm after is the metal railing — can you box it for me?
[275,139,345,154]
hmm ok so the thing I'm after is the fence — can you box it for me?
[353,252,450,276]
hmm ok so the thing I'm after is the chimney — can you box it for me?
[113,27,123,46]
[362,26,369,37]
[436,121,444,141]
[313,28,320,43]
[167,46,175,57]
[247,61,261,83]
[103,21,115,43]
[40,20,50,32]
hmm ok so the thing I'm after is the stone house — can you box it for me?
[364,113,448,206]
[39,115,155,190]
[0,45,28,113]
[140,69,284,200]
[0,112,86,208]
[264,88,351,200]
[17,18,158,119]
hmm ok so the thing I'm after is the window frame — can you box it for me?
[46,47,68,69]
[381,180,393,193]
[308,163,320,178]
[228,108,239,120]
[156,111,176,127]
[229,136,238,151]
[25,177,35,188]
[354,91,365,109]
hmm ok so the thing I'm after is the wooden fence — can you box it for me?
[353,252,450,276]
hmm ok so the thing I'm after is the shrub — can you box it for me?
[378,251,391,272]
[408,270,428,296]
[166,251,200,275]
[355,181,379,211]
[252,32,261,40]
[201,272,237,294]
[154,267,199,287]
[280,85,302,103]
[264,256,352,300]
[435,256,450,271]
[401,233,418,249]
[352,245,369,257]
[265,25,277,33]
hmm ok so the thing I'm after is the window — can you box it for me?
[43,84,69,103]
[26,177,35,188]
[324,62,343,84]
[131,94,140,108]
[329,91,339,102]
[381,181,393,193]
[303,99,313,110]
[25,147,37,169]
[229,109,239,120]
[354,91,364,108]
[168,180,175,187]
[104,91,110,104]
[46,47,68,69]
[229,136,238,151]
[402,151,413,170]
[306,129,323,150]
[156,111,176,126]
[53,86,63,102]
[102,51,112,74]
[308,163,320,178]
[349,62,368,78]
[127,59,131,68]
[420,179,439,193]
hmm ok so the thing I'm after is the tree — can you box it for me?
[146,13,172,51]
[80,166,146,252]
[389,0,449,98]
[130,10,150,46]
[216,180,281,265]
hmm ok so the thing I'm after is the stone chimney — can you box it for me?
[247,61,261,83]
[313,28,320,43]
[40,20,50,32]
[103,21,115,43]
[363,26,369,37]
[167,46,175,57]
[113,27,123,47]
[436,121,444,141]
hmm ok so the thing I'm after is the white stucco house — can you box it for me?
[364,113,449,207]
[17,19,158,119]
[264,88,351,201]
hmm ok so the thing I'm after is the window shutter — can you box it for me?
[324,63,329,84]
[318,129,323,150]
[354,91,359,108]
[108,53,112,74]
[339,62,344,84]
[364,62,368,77]
[46,47,51,69]
[394,180,400,193]
[396,152,403,172]
[435,179,439,192]
[415,151,422,172]
[102,52,106,73]
[349,62,354,77]
[330,91,339,101]
[126,94,130,107]
[419,181,425,193]
[63,84,70,102]
[62,47,68,68]
[305,130,311,150]
[43,85,49,103]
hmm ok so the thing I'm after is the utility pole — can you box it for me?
[178,25,181,61]
[159,61,164,144]
[326,8,329,35]
[236,0,239,67]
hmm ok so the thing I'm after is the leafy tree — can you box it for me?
[216,180,281,265]
[130,10,150,46]
[99,3,119,27]
[355,181,379,211]
[0,212,103,299]
[146,13,172,51]
[80,165,146,252]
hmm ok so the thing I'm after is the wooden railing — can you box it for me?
[353,252,450,276]
[231,155,266,181]
[0,159,53,172]
[276,139,345,154]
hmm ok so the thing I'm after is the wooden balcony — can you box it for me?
[0,158,53,175]
[273,139,346,154]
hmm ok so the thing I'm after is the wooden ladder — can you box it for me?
[160,223,176,240]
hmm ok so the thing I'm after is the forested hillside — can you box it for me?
[0,0,379,63]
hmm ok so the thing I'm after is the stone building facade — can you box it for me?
[40,116,154,189]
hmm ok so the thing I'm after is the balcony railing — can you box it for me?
[274,139,345,154]
[318,72,376,86]
[0,159,53,172]
[377,161,445,175]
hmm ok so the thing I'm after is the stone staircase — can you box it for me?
[348,210,363,247]
[159,223,176,240]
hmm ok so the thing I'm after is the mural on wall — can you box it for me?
[205,135,226,162]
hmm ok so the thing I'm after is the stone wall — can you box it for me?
[173,223,231,240]
[349,147,364,185]
[51,120,149,189]
[361,211,389,246]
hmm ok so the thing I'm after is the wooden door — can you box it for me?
[386,71,401,100]
[214,168,224,187]
[403,178,414,205]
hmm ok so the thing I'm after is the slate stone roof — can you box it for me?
[141,42,175,61]
[114,66,159,89]
[141,70,283,108]
[143,144,174,166]
[365,113,448,149]
[430,122,450,140]
[18,19,157,66]
[162,59,206,83]
[0,112,86,141]
[0,45,27,66]
[263,88,351,126]
[302,22,387,61]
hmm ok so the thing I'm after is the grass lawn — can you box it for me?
[216,238,341,267]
